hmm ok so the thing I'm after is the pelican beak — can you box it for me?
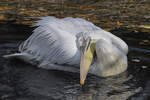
[80,38,96,85]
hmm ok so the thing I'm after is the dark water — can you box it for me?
[0,24,150,100]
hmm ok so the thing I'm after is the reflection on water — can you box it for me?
[0,26,150,100]
[1,57,141,100]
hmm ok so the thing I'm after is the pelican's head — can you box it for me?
[76,33,97,85]
[76,32,128,85]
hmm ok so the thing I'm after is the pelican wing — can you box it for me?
[19,17,100,66]
[33,16,101,34]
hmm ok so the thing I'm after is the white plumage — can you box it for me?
[19,17,100,66]
[4,16,128,77]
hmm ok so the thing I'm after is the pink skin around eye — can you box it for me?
[80,40,83,42]
[80,39,85,42]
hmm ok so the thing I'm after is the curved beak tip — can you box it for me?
[80,80,85,85]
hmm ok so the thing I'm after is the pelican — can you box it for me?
[4,16,128,85]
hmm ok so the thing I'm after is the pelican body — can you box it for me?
[4,17,128,85]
